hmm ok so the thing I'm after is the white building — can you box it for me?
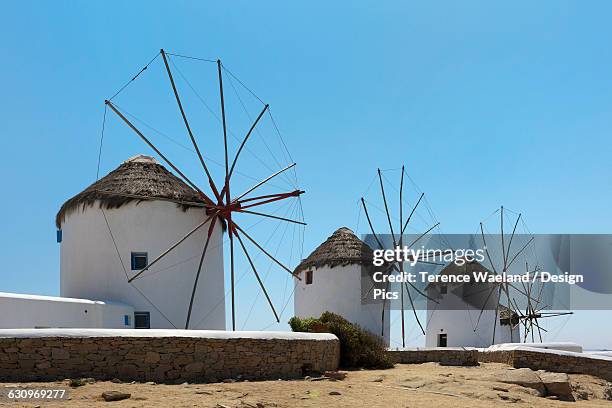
[293,227,390,345]
[425,260,520,347]
[0,292,133,329]
[0,155,225,331]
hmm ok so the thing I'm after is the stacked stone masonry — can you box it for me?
[0,336,340,383]
[388,348,612,382]
[387,348,479,366]
[481,350,612,382]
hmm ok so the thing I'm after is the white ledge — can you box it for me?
[485,343,612,362]
[0,292,128,306]
[487,342,583,353]
[0,328,338,341]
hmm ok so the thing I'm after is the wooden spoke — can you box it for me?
[533,318,547,334]
[392,264,440,304]
[217,59,231,208]
[381,278,390,337]
[399,166,405,347]
[503,283,514,342]
[237,190,302,205]
[363,168,452,343]
[185,214,219,329]
[227,104,269,181]
[238,190,304,210]
[400,283,405,347]
[538,312,574,317]
[360,198,385,250]
[501,206,506,271]
[232,221,299,279]
[229,222,236,331]
[235,208,306,225]
[473,283,501,332]
[401,192,424,234]
[378,168,397,244]
[506,237,535,270]
[161,49,221,202]
[399,166,404,245]
[505,282,544,308]
[219,62,236,328]
[405,222,440,248]
[504,212,522,267]
[480,222,498,275]
[103,53,306,332]
[105,100,215,205]
[491,285,502,344]
[404,282,425,335]
[233,226,280,322]
[233,163,297,203]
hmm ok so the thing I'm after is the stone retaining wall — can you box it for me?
[0,336,340,383]
[481,349,612,381]
[387,348,479,366]
[478,350,515,365]
[387,348,612,381]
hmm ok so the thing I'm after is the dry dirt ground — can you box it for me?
[1,363,611,407]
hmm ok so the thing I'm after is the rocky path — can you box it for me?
[1,362,611,407]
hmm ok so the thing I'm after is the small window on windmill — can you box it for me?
[134,312,150,329]
[131,252,148,271]
[305,270,313,285]
[440,284,448,295]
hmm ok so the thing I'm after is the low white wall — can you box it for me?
[0,292,133,329]
[488,342,584,353]
[0,328,338,340]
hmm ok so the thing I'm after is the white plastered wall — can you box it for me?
[59,200,225,330]
[0,292,134,329]
[294,264,390,345]
[425,283,520,347]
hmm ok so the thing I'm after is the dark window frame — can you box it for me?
[131,252,148,271]
[134,311,150,329]
[305,270,313,285]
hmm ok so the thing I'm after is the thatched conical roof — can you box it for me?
[56,155,205,228]
[294,227,375,273]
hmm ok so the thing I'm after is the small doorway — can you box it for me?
[437,333,447,347]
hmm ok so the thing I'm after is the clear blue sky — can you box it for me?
[1,1,611,348]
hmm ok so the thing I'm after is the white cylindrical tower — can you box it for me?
[425,260,520,347]
[293,227,390,345]
[57,155,225,330]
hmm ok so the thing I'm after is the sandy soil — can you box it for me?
[1,363,611,407]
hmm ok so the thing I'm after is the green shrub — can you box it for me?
[288,316,320,333]
[289,312,393,369]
